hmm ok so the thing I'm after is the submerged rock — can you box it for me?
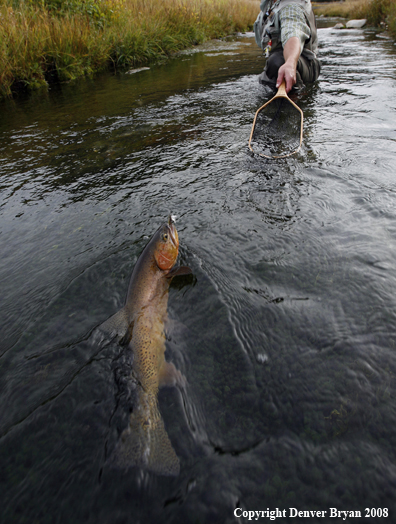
[126,67,150,74]
[346,19,367,29]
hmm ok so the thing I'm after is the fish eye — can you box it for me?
[163,233,169,241]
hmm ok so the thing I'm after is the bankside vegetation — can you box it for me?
[314,0,396,37]
[0,0,257,98]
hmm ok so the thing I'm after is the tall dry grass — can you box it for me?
[314,0,396,33]
[0,0,258,98]
[388,2,396,36]
[314,0,371,19]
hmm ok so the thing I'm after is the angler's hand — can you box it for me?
[276,62,296,93]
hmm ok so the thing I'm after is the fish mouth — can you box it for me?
[169,228,178,248]
[167,219,179,249]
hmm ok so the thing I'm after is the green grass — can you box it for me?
[0,0,258,98]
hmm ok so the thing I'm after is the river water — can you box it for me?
[1,19,396,524]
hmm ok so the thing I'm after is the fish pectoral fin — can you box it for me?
[158,360,187,388]
[166,266,192,279]
[99,307,130,339]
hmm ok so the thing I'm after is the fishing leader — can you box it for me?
[254,0,321,93]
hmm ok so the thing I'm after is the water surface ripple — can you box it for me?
[1,26,396,523]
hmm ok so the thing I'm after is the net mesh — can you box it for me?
[249,97,303,158]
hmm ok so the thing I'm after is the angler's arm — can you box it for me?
[276,36,301,93]
[276,4,310,92]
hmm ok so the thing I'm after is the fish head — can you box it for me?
[153,216,179,271]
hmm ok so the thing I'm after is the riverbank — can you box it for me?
[0,0,257,99]
[313,0,396,37]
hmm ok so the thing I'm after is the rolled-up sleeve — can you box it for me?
[279,4,311,53]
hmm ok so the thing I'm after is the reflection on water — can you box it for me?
[1,26,396,523]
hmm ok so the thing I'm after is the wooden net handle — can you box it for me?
[275,79,287,98]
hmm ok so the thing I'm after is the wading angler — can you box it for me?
[254,0,321,93]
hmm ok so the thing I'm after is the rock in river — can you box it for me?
[346,19,367,29]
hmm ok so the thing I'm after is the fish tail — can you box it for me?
[112,392,180,476]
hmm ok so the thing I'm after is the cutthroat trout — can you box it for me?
[101,216,191,476]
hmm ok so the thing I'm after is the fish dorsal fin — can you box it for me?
[99,307,130,339]
[166,266,192,279]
